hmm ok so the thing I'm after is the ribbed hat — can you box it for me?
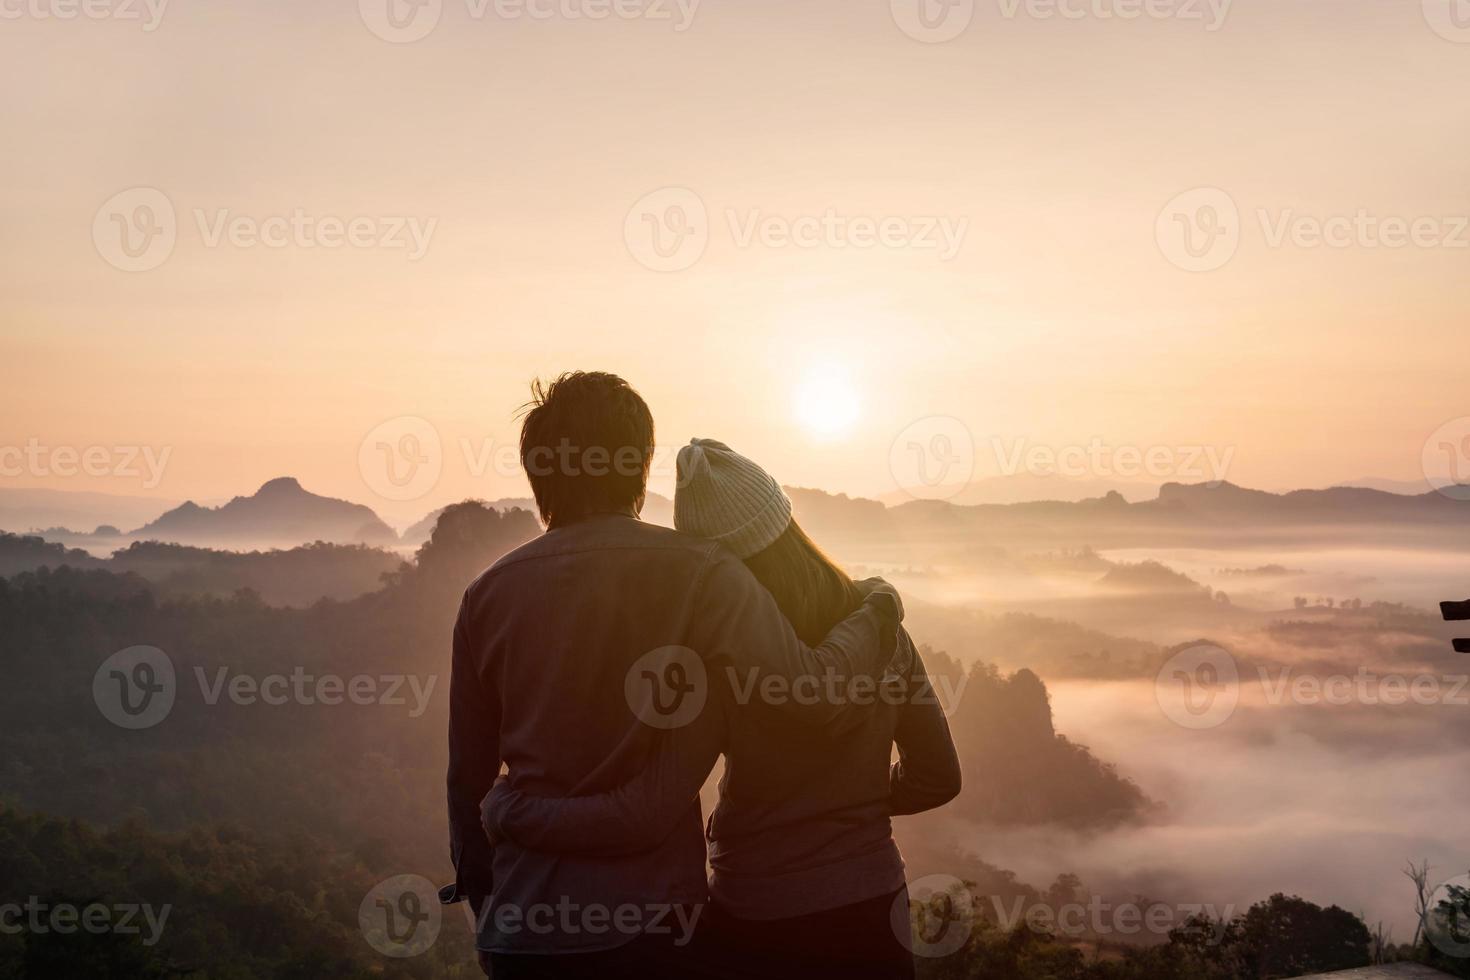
[674,438,793,559]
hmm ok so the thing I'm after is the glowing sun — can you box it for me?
[793,365,861,440]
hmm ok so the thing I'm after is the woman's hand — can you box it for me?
[853,576,904,622]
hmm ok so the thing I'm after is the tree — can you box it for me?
[1406,860,1433,948]
[1235,893,1371,977]
[401,502,538,595]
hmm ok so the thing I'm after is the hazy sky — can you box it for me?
[4,0,1469,521]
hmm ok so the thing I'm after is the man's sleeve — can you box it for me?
[686,548,900,730]
[446,591,500,914]
[483,681,728,856]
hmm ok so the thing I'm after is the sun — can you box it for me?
[793,364,861,440]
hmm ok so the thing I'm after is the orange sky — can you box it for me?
[3,0,1469,521]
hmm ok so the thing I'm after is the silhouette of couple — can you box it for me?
[446,372,962,978]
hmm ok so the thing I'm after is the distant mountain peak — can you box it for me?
[1159,480,1248,495]
[257,477,305,495]
[131,477,397,547]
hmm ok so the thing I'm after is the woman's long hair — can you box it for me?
[741,521,865,647]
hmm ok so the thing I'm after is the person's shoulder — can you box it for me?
[619,519,721,555]
[687,538,766,598]
[465,519,725,594]
[566,517,725,559]
[572,521,759,597]
[470,532,553,585]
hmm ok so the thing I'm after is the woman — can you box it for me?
[481,438,962,978]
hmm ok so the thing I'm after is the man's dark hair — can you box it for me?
[518,372,655,527]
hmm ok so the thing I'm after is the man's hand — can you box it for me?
[480,774,509,847]
[854,576,904,623]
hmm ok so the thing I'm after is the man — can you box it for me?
[446,372,902,978]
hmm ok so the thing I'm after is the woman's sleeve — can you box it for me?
[889,637,963,816]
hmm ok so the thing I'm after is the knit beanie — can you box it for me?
[674,438,793,558]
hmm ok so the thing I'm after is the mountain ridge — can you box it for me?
[131,477,398,547]
[8,478,1468,554]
